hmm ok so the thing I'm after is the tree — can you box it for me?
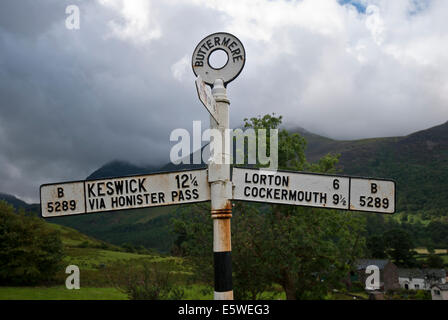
[425,254,444,268]
[107,260,184,300]
[382,229,416,267]
[172,114,367,299]
[0,201,64,285]
[366,235,387,258]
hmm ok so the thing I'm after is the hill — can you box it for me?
[293,121,448,214]
[2,121,447,252]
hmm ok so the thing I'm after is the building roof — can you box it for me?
[432,283,448,291]
[356,259,391,270]
[398,269,446,279]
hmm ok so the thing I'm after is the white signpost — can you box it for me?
[232,167,395,214]
[40,31,397,302]
[195,76,218,124]
[40,169,210,217]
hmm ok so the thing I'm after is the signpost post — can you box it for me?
[40,31,397,302]
[192,32,246,300]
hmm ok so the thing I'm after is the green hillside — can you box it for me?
[294,120,448,214]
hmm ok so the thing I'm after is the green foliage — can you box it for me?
[366,235,387,258]
[106,260,184,300]
[382,229,416,267]
[425,254,445,268]
[0,286,128,300]
[0,201,64,285]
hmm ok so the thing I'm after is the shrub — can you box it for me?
[0,201,64,285]
[106,260,184,300]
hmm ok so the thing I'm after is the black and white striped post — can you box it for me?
[210,78,233,299]
[192,32,246,300]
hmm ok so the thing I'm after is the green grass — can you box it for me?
[0,287,128,300]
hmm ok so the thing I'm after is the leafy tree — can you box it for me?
[107,260,184,300]
[366,235,387,258]
[425,254,444,268]
[382,229,416,267]
[172,114,367,299]
[0,201,64,285]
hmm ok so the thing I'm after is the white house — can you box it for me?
[431,284,448,300]
[398,269,446,290]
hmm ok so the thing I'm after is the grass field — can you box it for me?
[414,247,448,255]
[0,287,127,300]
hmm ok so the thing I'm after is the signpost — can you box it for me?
[232,167,395,214]
[195,76,218,124]
[40,31,397,302]
[40,169,210,217]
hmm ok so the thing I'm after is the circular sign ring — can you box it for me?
[192,32,245,86]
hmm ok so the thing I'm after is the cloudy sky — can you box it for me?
[0,0,447,202]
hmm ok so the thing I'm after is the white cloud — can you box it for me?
[171,55,189,82]
[97,0,161,44]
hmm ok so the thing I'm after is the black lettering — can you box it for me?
[252,174,259,184]
[222,37,230,47]
[206,39,213,49]
[87,183,96,197]
[320,193,327,204]
[244,186,250,197]
[126,195,133,206]
[288,190,296,201]
[195,61,203,67]
[129,179,137,193]
[137,194,143,205]
[305,192,312,202]
[139,178,147,192]
[106,182,114,195]
[111,197,118,208]
[114,181,124,195]
[275,176,281,186]
[158,192,165,203]
[233,55,243,63]
[57,187,64,198]
[371,183,378,194]
[251,187,258,197]
[231,48,241,56]
[151,192,157,203]
[97,182,105,197]
[282,189,288,200]
[274,189,280,200]
[214,37,220,46]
